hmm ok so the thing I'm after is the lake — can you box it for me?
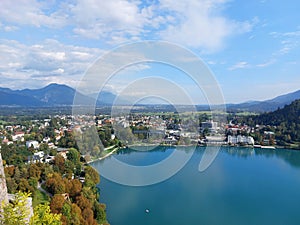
[91,146,300,225]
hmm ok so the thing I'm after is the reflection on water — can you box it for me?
[222,146,255,158]
[94,146,300,225]
[269,148,300,169]
[113,146,300,169]
[219,147,300,169]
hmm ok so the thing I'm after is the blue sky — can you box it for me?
[0,0,300,103]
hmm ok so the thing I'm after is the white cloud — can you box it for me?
[228,61,249,70]
[270,29,300,54]
[0,0,67,28]
[71,0,149,40]
[3,25,18,32]
[256,59,275,68]
[157,0,253,51]
[0,0,252,51]
[0,39,104,89]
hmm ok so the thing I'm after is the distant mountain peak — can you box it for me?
[0,83,299,110]
[227,89,300,112]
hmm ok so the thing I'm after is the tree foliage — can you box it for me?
[30,203,62,225]
[0,192,31,225]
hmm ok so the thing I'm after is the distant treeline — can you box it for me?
[233,99,300,148]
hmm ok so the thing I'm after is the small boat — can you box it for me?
[145,209,150,213]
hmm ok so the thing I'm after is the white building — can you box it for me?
[228,135,237,144]
[26,140,39,149]
[228,135,254,145]
[12,132,25,142]
[43,137,51,143]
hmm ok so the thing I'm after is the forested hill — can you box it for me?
[234,99,300,148]
[252,99,300,126]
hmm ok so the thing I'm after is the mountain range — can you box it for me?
[226,89,300,112]
[0,83,299,112]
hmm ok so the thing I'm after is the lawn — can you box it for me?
[32,189,50,208]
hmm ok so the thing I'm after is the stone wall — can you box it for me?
[0,153,8,206]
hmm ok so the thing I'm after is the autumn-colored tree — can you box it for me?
[30,203,62,225]
[66,179,82,198]
[70,203,83,225]
[75,194,92,211]
[4,165,15,177]
[20,167,29,179]
[53,154,65,174]
[45,173,66,195]
[82,208,97,225]
[50,194,65,214]
[18,178,34,193]
[75,194,99,225]
[28,164,42,180]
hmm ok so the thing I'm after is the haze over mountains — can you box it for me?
[226,90,300,112]
[0,83,300,112]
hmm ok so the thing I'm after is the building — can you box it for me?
[32,151,45,163]
[205,136,226,145]
[228,135,254,145]
[26,140,39,149]
[2,138,13,145]
[200,120,218,132]
[43,137,51,143]
[12,132,25,142]
[57,148,69,159]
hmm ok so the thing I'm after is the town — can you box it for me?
[0,112,278,166]
[0,109,293,224]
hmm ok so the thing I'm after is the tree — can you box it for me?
[13,166,21,183]
[39,143,49,155]
[66,179,82,198]
[18,178,34,193]
[61,202,72,224]
[67,148,80,165]
[93,202,107,224]
[4,165,15,177]
[30,204,62,225]
[45,173,66,195]
[0,192,31,225]
[82,208,97,225]
[84,166,100,186]
[53,155,65,174]
[70,203,83,225]
[29,164,42,180]
[75,194,92,212]
[50,194,65,214]
[6,177,17,193]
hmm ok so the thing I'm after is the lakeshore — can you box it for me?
[94,146,300,225]
[87,146,121,163]
[87,142,282,167]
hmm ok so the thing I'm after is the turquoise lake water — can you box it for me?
[92,147,300,225]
